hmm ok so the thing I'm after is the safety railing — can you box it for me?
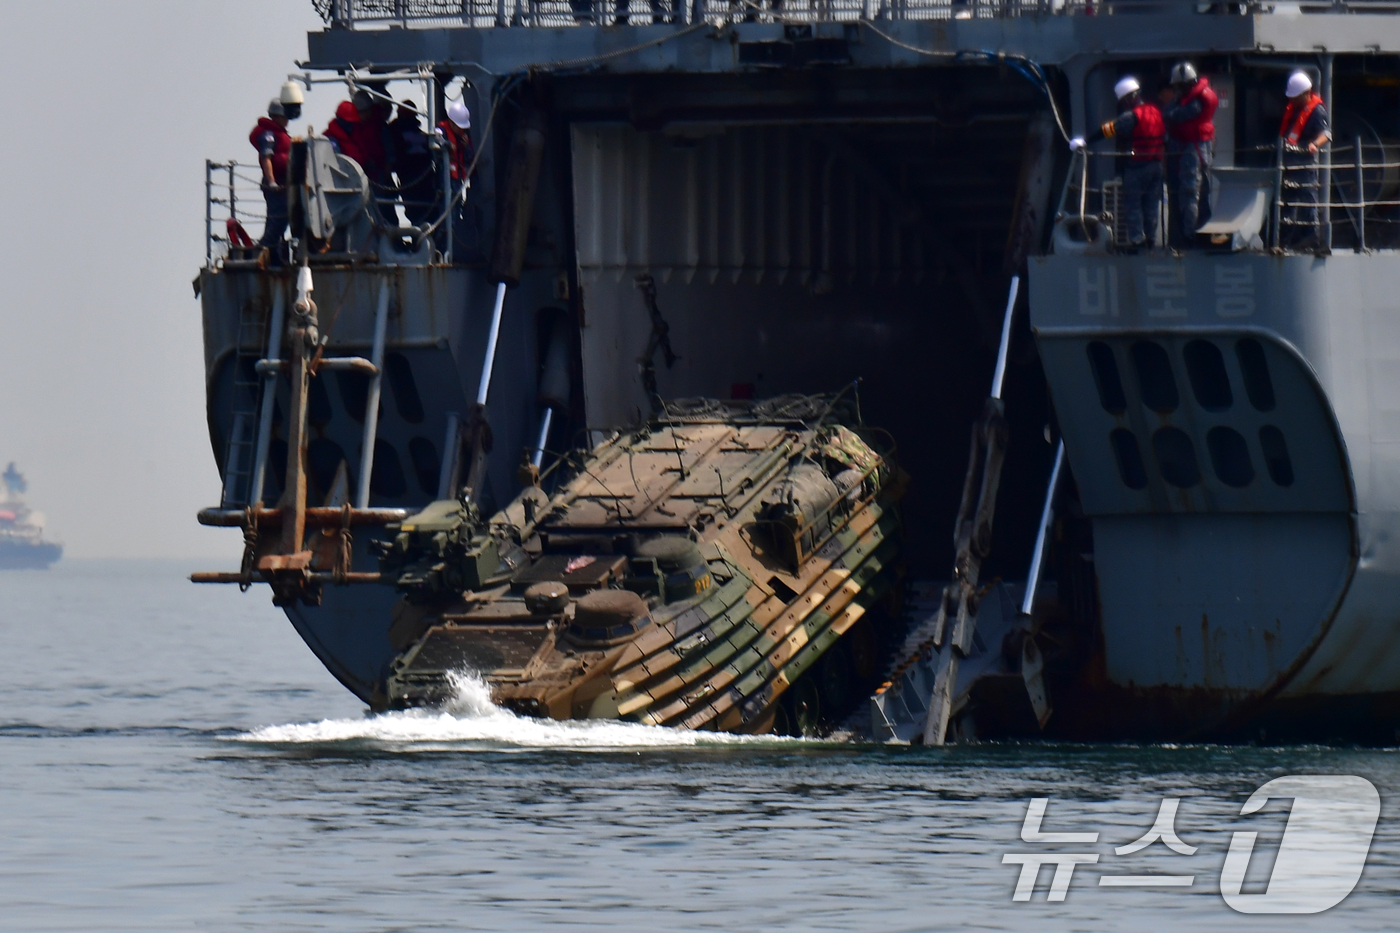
[1053,141,1400,255]
[313,0,1400,28]
[205,160,270,264]
[1278,139,1400,251]
[206,147,467,268]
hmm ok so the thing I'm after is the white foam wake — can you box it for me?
[234,671,786,750]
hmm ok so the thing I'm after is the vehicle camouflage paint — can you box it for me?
[377,396,903,734]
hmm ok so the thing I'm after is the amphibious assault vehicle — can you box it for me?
[376,395,902,734]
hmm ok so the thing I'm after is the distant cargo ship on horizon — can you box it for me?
[0,463,61,570]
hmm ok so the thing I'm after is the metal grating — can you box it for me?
[314,0,1400,28]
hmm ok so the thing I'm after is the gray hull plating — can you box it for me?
[1031,251,1400,730]
[200,262,553,703]
[0,540,62,570]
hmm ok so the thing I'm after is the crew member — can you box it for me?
[278,81,303,123]
[432,101,477,255]
[350,88,392,186]
[435,100,476,186]
[1070,76,1166,249]
[1161,61,1218,242]
[390,100,436,228]
[1279,70,1331,250]
[324,100,364,165]
[250,97,291,251]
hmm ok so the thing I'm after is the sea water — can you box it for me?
[2,559,1398,931]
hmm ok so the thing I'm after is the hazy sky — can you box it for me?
[0,2,361,559]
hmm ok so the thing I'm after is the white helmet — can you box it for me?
[280,80,305,105]
[447,100,471,129]
[1170,62,1198,85]
[1114,76,1141,101]
[1286,71,1313,99]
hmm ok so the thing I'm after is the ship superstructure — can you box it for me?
[195,0,1400,741]
[0,463,61,570]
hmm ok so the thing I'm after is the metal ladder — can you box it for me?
[219,299,270,509]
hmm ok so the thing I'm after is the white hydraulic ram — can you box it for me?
[920,276,1018,746]
[867,276,1065,744]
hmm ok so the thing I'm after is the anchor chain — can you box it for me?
[334,502,354,585]
[238,506,259,592]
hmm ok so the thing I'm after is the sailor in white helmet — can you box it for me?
[1279,70,1331,250]
[250,84,305,257]
[436,101,475,184]
[1069,75,1167,249]
[279,80,304,122]
[1160,61,1218,243]
[432,100,476,254]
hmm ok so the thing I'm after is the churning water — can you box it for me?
[236,670,774,750]
[3,560,1400,931]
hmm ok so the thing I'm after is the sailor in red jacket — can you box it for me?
[350,89,392,186]
[250,90,298,251]
[1161,62,1218,240]
[435,100,476,186]
[324,100,365,166]
[431,101,476,255]
[1070,76,1166,248]
[1279,70,1331,250]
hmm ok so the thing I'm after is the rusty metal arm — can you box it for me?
[193,503,405,590]
[191,570,383,584]
[255,357,378,376]
[197,507,408,528]
[199,268,406,602]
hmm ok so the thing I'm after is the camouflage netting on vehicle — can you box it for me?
[660,393,850,424]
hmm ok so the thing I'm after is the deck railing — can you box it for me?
[205,160,268,264]
[313,0,1400,27]
[1054,142,1400,255]
[205,152,462,267]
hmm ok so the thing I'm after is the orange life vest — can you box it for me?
[1280,93,1323,146]
[1099,102,1165,162]
[1128,103,1166,161]
[1171,78,1217,144]
[436,120,474,182]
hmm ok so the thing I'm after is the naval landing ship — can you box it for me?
[195,0,1400,743]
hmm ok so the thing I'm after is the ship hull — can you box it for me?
[199,263,529,706]
[0,540,61,570]
[197,15,1400,741]
[1023,251,1400,742]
